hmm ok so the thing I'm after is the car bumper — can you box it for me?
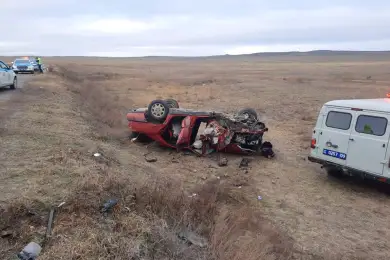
[308,156,390,183]
[13,69,34,73]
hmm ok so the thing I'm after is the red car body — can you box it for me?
[127,107,274,157]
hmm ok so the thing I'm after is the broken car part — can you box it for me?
[45,209,55,239]
[239,158,251,168]
[101,199,118,213]
[17,242,42,260]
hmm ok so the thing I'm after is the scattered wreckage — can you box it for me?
[127,99,275,158]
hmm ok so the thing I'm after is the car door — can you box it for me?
[346,111,390,176]
[176,116,193,148]
[317,107,356,165]
[2,62,12,85]
[0,61,7,86]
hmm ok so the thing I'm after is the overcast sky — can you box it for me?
[1,0,389,56]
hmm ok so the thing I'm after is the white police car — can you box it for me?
[309,95,390,183]
[11,58,35,74]
[0,60,17,89]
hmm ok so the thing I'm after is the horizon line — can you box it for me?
[1,49,390,58]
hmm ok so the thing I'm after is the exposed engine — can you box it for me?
[233,133,263,148]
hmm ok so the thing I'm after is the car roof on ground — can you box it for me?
[133,107,220,115]
[325,98,390,113]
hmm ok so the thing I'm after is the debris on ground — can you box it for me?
[144,152,157,162]
[178,230,208,248]
[101,198,119,213]
[17,242,42,260]
[93,152,101,157]
[45,209,55,240]
[239,158,251,168]
[261,141,275,158]
[218,157,228,167]
[1,230,13,238]
[145,156,157,162]
[257,195,263,200]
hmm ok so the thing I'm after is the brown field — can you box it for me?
[1,54,390,259]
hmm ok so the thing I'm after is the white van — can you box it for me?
[308,97,390,183]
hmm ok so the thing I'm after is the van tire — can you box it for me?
[326,167,343,178]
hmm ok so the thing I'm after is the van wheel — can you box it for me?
[326,167,343,178]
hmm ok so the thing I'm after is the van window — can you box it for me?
[355,115,387,136]
[325,111,352,130]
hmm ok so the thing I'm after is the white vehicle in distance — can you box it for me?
[309,95,390,184]
[12,59,35,74]
[0,60,17,89]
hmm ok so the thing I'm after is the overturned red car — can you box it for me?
[126,99,275,157]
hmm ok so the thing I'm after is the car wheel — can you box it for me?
[10,77,17,90]
[147,99,170,122]
[237,108,258,120]
[165,98,179,108]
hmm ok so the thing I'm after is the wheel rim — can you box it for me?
[243,113,249,119]
[13,78,17,87]
[151,103,166,118]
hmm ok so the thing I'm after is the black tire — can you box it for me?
[147,99,170,122]
[238,108,258,120]
[10,77,17,90]
[165,98,179,108]
[326,167,343,178]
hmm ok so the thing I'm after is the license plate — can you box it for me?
[323,149,347,160]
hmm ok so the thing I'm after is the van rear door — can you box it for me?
[346,111,390,176]
[317,107,355,165]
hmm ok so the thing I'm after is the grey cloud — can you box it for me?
[1,0,390,56]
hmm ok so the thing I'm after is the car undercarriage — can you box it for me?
[127,99,275,158]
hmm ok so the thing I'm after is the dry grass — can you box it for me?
[2,54,390,259]
[0,67,292,260]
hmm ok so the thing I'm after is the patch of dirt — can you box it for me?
[0,70,292,260]
[2,55,390,259]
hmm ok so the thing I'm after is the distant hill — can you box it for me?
[245,50,390,57]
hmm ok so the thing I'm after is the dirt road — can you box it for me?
[0,74,29,102]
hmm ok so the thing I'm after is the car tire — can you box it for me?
[10,77,17,90]
[238,108,258,120]
[147,99,170,122]
[165,98,179,108]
